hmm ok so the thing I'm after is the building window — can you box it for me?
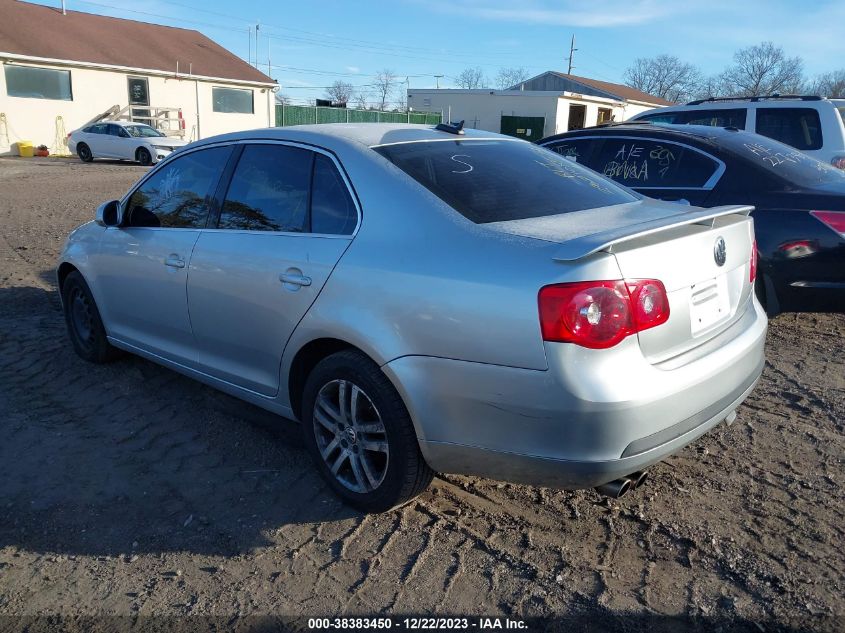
[597,108,613,125]
[212,87,253,114]
[4,65,72,100]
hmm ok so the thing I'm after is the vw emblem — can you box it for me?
[344,427,358,445]
[713,237,727,267]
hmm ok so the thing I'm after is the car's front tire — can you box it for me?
[301,350,434,513]
[61,271,121,363]
[136,147,152,166]
[76,143,93,163]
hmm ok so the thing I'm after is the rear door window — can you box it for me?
[218,144,312,232]
[589,137,721,189]
[310,154,357,235]
[374,140,637,224]
[755,107,822,150]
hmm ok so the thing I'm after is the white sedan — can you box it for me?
[68,121,188,166]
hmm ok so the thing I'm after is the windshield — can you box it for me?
[373,139,638,224]
[720,131,845,188]
[124,124,165,138]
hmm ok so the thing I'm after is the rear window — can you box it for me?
[755,107,822,151]
[720,132,845,188]
[639,108,747,128]
[373,140,637,224]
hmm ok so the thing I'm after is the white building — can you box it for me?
[408,71,671,142]
[0,0,277,156]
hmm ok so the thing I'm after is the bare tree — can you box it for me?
[623,55,702,103]
[495,67,530,90]
[719,41,804,97]
[274,93,290,105]
[691,75,729,101]
[353,91,369,110]
[810,70,845,97]
[455,67,486,89]
[325,80,354,105]
[395,93,408,111]
[373,69,397,111]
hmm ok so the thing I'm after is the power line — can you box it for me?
[72,0,250,33]
[162,0,564,61]
[69,0,626,84]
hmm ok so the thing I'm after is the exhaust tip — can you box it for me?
[630,470,648,489]
[595,477,632,499]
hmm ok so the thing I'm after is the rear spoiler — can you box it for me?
[553,205,754,262]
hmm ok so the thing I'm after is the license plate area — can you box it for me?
[689,274,730,336]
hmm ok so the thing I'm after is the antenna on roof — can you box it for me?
[435,120,465,135]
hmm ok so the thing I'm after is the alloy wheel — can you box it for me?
[70,287,94,350]
[312,379,389,494]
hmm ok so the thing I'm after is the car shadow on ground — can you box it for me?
[0,283,360,559]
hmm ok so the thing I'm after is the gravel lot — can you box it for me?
[0,157,843,632]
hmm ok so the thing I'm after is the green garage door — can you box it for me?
[500,115,545,142]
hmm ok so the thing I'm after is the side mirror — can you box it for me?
[95,200,121,227]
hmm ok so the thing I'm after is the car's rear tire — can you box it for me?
[62,271,121,363]
[136,147,152,166]
[301,350,434,513]
[77,143,93,163]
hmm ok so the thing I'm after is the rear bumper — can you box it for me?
[382,297,767,489]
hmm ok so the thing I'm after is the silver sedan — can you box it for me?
[56,124,767,512]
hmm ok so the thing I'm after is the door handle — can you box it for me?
[279,272,312,287]
[164,255,185,269]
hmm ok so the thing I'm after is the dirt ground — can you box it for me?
[0,157,842,632]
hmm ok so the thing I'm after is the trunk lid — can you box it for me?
[486,199,755,363]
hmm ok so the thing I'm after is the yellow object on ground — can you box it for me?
[17,141,34,157]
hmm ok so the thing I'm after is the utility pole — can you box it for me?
[567,34,577,75]
[434,74,444,89]
[255,22,260,69]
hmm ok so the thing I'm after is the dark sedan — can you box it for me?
[539,124,845,315]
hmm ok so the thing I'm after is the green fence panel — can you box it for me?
[347,109,379,123]
[316,107,347,124]
[276,104,440,127]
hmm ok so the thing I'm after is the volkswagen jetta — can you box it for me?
[57,123,767,512]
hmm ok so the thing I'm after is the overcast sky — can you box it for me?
[30,0,845,104]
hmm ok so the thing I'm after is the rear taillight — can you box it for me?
[810,210,845,237]
[831,156,845,170]
[538,279,669,349]
[750,238,758,283]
